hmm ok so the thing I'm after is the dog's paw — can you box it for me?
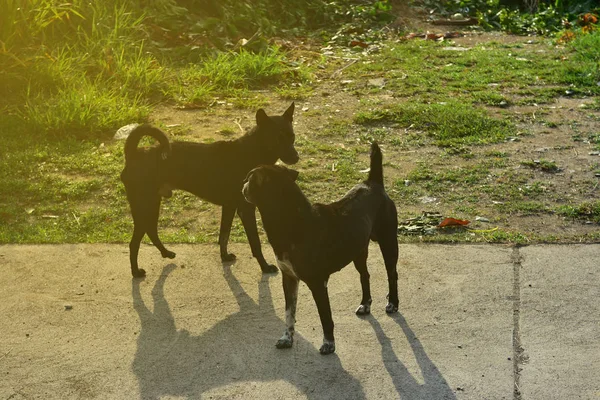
[319,340,336,355]
[355,303,371,315]
[385,302,399,314]
[221,253,237,262]
[261,263,278,274]
[276,332,294,349]
[132,268,146,278]
[162,250,176,259]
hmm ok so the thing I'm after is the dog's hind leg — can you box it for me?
[143,195,176,261]
[219,205,237,262]
[373,201,399,313]
[237,201,278,273]
[307,280,336,355]
[378,231,399,313]
[276,273,299,349]
[353,246,372,315]
[129,224,146,278]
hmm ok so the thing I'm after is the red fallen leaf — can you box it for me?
[438,217,470,228]
[578,13,598,26]
[350,40,369,48]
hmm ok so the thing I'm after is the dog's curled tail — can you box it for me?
[368,141,384,185]
[124,124,171,162]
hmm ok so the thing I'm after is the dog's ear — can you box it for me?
[256,109,270,126]
[283,102,294,122]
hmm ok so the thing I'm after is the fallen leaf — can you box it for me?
[438,217,470,228]
[350,40,368,48]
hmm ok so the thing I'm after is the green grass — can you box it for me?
[520,159,561,173]
[354,100,517,147]
[0,0,317,139]
[346,38,600,106]
[2,2,600,244]
[556,201,600,223]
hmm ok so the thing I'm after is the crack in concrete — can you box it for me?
[511,246,524,400]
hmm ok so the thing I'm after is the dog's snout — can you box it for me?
[281,149,300,165]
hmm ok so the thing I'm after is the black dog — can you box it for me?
[120,103,298,278]
[242,142,399,354]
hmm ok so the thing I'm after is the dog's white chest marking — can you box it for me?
[277,255,298,279]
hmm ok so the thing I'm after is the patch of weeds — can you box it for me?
[523,181,552,197]
[179,48,312,95]
[556,201,600,223]
[0,207,132,244]
[443,146,474,159]
[23,81,152,138]
[359,127,392,144]
[473,91,510,107]
[538,119,560,128]
[453,204,479,215]
[406,162,490,193]
[355,100,516,147]
[484,150,510,158]
[514,87,565,105]
[574,132,600,150]
[217,125,239,137]
[588,98,600,110]
[389,137,412,150]
[482,156,509,168]
[480,170,531,200]
[176,82,215,108]
[390,184,428,206]
[520,159,561,173]
[334,158,362,184]
[478,229,532,244]
[563,30,600,92]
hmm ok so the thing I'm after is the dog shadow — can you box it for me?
[131,263,366,400]
[367,314,457,400]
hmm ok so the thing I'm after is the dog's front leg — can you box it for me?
[276,273,299,349]
[237,201,277,273]
[219,205,236,262]
[307,279,336,355]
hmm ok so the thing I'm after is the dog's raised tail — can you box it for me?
[124,124,171,162]
[368,142,384,185]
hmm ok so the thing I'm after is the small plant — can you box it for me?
[520,159,561,172]
[556,201,600,223]
[354,101,516,147]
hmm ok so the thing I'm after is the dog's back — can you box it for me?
[307,143,395,269]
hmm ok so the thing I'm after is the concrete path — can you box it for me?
[0,243,598,399]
